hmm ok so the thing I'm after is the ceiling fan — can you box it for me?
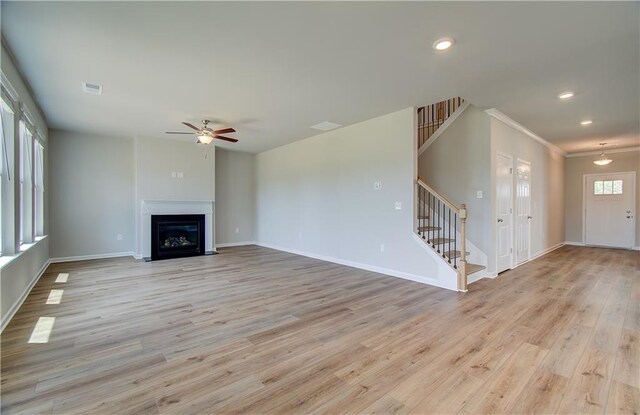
[166,120,238,144]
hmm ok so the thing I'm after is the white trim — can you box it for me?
[418,102,470,156]
[564,241,585,246]
[256,241,457,292]
[513,242,565,268]
[485,108,567,157]
[0,70,19,102]
[49,251,136,264]
[566,147,640,158]
[1,259,50,333]
[216,241,256,248]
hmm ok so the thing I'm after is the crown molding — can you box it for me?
[566,146,640,158]
[485,108,567,157]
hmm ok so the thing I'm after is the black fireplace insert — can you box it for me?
[151,214,205,260]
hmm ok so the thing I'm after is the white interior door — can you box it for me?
[496,153,513,272]
[516,160,531,264]
[585,172,636,248]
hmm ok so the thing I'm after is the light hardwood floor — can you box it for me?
[1,245,638,414]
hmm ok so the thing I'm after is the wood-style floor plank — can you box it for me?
[1,244,638,414]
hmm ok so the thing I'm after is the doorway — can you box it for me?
[584,172,636,249]
[496,153,513,272]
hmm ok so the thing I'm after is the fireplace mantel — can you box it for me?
[139,200,215,259]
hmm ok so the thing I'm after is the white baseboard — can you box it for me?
[467,269,497,284]
[216,241,256,248]
[49,251,136,264]
[564,241,585,246]
[255,241,456,291]
[529,242,565,262]
[1,259,51,333]
[564,241,639,250]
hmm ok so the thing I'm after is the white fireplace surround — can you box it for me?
[140,200,215,259]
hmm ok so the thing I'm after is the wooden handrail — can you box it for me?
[415,177,468,292]
[416,177,460,214]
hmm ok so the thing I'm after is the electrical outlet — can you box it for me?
[235,227,239,234]
[477,191,483,199]
[117,234,123,241]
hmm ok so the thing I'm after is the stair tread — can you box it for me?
[465,263,485,276]
[417,226,441,232]
[443,250,470,259]
[431,238,453,245]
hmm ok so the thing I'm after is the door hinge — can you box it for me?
[509,168,513,174]
[510,248,513,253]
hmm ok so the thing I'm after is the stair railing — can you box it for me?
[416,177,468,291]
[417,97,464,149]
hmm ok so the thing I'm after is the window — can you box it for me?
[594,180,623,195]
[19,121,33,244]
[34,141,44,236]
[0,104,4,254]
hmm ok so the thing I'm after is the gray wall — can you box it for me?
[49,130,135,258]
[418,105,492,260]
[255,108,457,289]
[565,150,640,244]
[215,149,256,245]
[135,137,215,202]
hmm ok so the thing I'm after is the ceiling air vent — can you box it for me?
[310,121,342,131]
[82,82,103,95]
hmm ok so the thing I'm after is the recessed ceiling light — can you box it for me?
[433,37,455,51]
[311,121,342,131]
[82,82,103,95]
[558,91,574,100]
[580,120,593,126]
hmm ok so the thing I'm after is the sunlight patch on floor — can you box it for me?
[55,273,69,283]
[46,289,64,305]
[28,317,56,343]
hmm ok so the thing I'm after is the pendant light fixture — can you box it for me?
[593,143,613,166]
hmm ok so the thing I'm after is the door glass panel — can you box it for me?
[613,180,623,194]
[594,181,603,195]
[603,180,613,194]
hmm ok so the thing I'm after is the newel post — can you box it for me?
[459,203,468,292]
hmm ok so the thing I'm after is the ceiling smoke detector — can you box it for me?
[82,82,103,95]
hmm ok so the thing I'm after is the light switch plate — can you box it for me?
[374,181,382,190]
[394,202,402,210]
[477,190,483,199]
[171,172,177,178]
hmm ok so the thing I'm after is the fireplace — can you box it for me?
[151,214,205,260]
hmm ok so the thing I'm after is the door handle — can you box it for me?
[497,218,504,223]
[527,216,533,219]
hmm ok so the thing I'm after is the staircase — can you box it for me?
[417,97,465,149]
[415,98,484,291]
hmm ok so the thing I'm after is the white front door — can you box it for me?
[585,172,636,248]
[516,160,531,264]
[496,153,513,272]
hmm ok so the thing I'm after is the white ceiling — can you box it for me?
[2,2,638,153]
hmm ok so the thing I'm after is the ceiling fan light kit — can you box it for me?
[166,120,238,144]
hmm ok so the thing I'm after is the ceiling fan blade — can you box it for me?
[215,135,238,143]
[182,122,200,131]
[166,132,194,135]
[213,127,236,134]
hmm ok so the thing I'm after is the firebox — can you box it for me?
[151,214,205,260]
